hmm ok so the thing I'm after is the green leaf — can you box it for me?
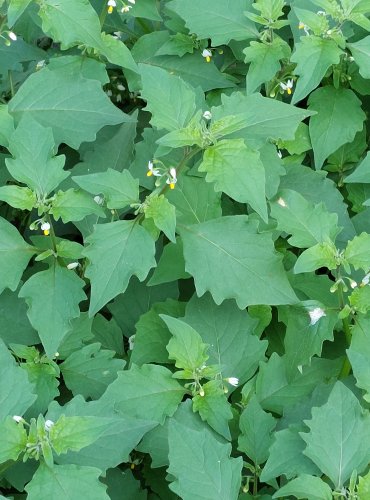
[273,474,333,500]
[261,427,320,482]
[349,285,370,314]
[50,189,106,223]
[301,381,370,489]
[244,38,290,95]
[167,0,257,45]
[60,343,125,400]
[9,65,130,149]
[160,315,209,372]
[83,220,156,315]
[284,303,337,377]
[107,277,178,337]
[270,189,339,248]
[184,293,267,386]
[294,241,338,274]
[211,92,312,145]
[0,104,15,147]
[91,314,124,355]
[19,264,86,357]
[73,169,139,210]
[358,470,370,499]
[199,139,267,221]
[25,463,109,500]
[345,151,370,183]
[344,233,370,271]
[256,353,340,414]
[168,415,243,499]
[76,119,137,175]
[38,0,137,72]
[0,289,39,346]
[291,36,343,105]
[47,395,156,471]
[7,0,33,26]
[348,317,370,401]
[0,339,36,420]
[0,417,27,464]
[180,216,297,308]
[144,195,176,243]
[22,358,60,416]
[308,87,365,169]
[130,300,185,366]
[5,115,68,196]
[103,469,146,500]
[192,380,233,440]
[131,32,235,92]
[278,122,311,155]
[238,396,276,465]
[348,36,370,79]
[280,162,356,247]
[49,415,121,455]
[167,173,222,225]
[0,185,36,210]
[99,364,185,424]
[148,238,190,285]
[139,64,197,132]
[0,216,35,294]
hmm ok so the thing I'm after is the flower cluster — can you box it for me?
[146,161,178,189]
[107,0,135,14]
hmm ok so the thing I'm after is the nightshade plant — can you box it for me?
[3,0,370,498]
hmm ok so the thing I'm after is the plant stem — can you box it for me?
[8,70,14,98]
[337,273,352,378]
[46,214,57,254]
[99,1,108,27]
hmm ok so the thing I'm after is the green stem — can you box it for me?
[46,214,57,254]
[337,274,352,378]
[99,1,108,28]
[8,70,14,98]
[136,18,151,33]
[253,468,258,496]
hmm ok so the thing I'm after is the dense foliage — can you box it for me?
[2,0,370,498]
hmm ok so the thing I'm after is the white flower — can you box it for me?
[67,262,79,270]
[202,49,212,62]
[13,415,23,423]
[44,420,54,431]
[121,5,132,12]
[277,197,287,207]
[350,279,357,289]
[277,150,282,159]
[117,83,125,91]
[317,10,326,15]
[36,60,46,70]
[298,22,310,35]
[128,0,136,3]
[226,377,239,387]
[106,89,112,97]
[113,31,122,39]
[94,195,104,205]
[362,273,370,286]
[41,222,51,235]
[128,335,135,350]
[147,160,160,177]
[327,29,332,35]
[107,0,116,13]
[166,167,177,189]
[116,94,122,103]
[8,31,17,41]
[280,79,294,95]
[308,307,326,326]
[203,111,212,120]
[199,386,205,397]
